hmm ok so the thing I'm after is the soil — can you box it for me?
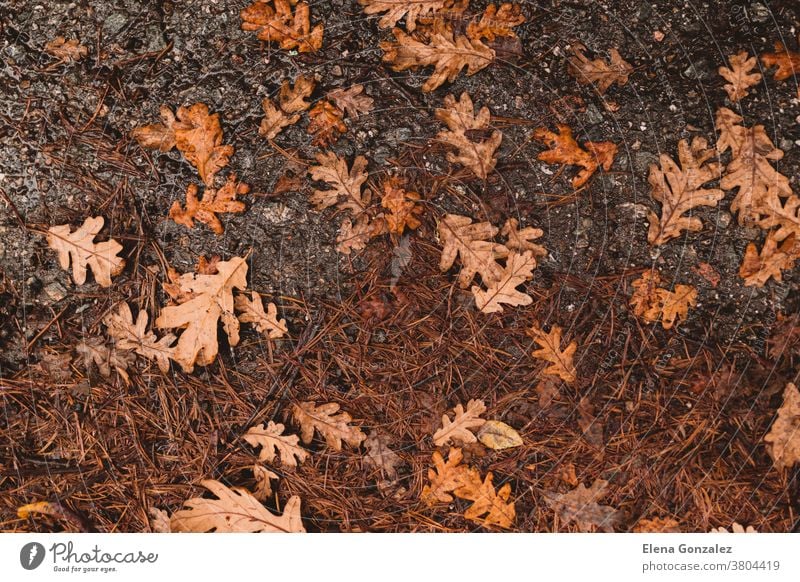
[1,0,799,532]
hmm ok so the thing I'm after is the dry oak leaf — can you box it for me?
[711,523,757,533]
[500,218,546,257]
[533,124,617,188]
[364,431,402,479]
[259,99,300,141]
[44,37,88,62]
[308,152,370,213]
[131,105,177,151]
[252,465,279,501]
[421,447,472,504]
[567,43,633,95]
[472,250,536,313]
[170,175,249,235]
[279,74,316,113]
[149,507,172,533]
[764,383,800,470]
[336,214,386,255]
[634,517,681,533]
[629,271,697,330]
[477,420,523,450]
[327,84,374,119]
[292,401,366,451]
[757,194,800,244]
[240,0,323,53]
[380,177,423,234]
[155,256,248,373]
[739,233,799,287]
[467,3,525,43]
[244,421,309,467]
[719,51,762,102]
[455,471,516,529]
[543,479,622,532]
[715,107,792,224]
[761,43,800,81]
[646,136,725,245]
[381,26,494,93]
[359,0,458,32]
[435,92,502,179]
[528,324,577,383]
[437,214,508,288]
[234,291,287,339]
[768,312,800,360]
[103,302,176,373]
[433,399,487,446]
[76,337,133,383]
[170,479,305,533]
[47,216,125,288]
[307,100,346,147]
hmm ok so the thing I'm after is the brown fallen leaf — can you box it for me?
[308,152,371,213]
[103,303,176,373]
[455,471,516,529]
[646,137,724,245]
[381,26,494,93]
[630,271,697,330]
[279,75,316,113]
[259,99,300,141]
[435,92,502,179]
[170,175,249,235]
[577,397,604,449]
[567,43,633,95]
[44,37,88,62]
[292,401,366,451]
[421,447,471,504]
[711,523,758,533]
[768,313,800,360]
[533,124,617,188]
[438,214,509,288]
[761,42,800,81]
[155,256,248,372]
[543,479,622,532]
[535,376,560,408]
[244,421,309,467]
[46,216,125,288]
[358,0,460,31]
[380,177,423,234]
[149,507,172,533]
[433,399,487,446]
[75,337,133,383]
[472,251,536,313]
[171,479,305,532]
[719,51,762,102]
[235,291,288,339]
[528,325,577,383]
[240,0,323,53]
[131,105,177,151]
[252,465,279,501]
[336,214,386,255]
[327,84,374,119]
[477,420,523,450]
[501,218,547,257]
[764,383,800,470]
[364,431,402,479]
[634,517,681,533]
[466,3,525,42]
[739,233,799,287]
[307,101,346,146]
[757,194,800,244]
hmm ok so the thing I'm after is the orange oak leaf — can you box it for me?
[630,271,697,330]
[308,152,370,213]
[46,216,125,287]
[455,470,515,529]
[380,177,423,234]
[292,401,366,451]
[761,43,800,81]
[739,232,799,287]
[131,105,177,151]
[719,51,762,102]
[240,0,323,53]
[421,447,472,504]
[260,98,300,140]
[567,43,633,95]
[466,3,525,43]
[279,74,316,113]
[44,37,88,62]
[533,124,617,188]
[169,175,249,235]
[528,324,577,383]
[307,101,347,146]
[435,92,502,179]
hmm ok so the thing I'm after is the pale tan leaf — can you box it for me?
[292,401,366,451]
[477,420,523,450]
[567,43,633,95]
[252,465,279,501]
[235,292,288,339]
[364,431,402,479]
[719,51,762,102]
[528,325,577,383]
[243,421,308,468]
[308,152,370,213]
[149,508,172,533]
[433,399,487,446]
[543,479,622,532]
[46,216,125,287]
[75,337,133,383]
[437,214,508,288]
[472,251,536,313]
[500,218,546,256]
[103,302,176,373]
[358,0,459,31]
[435,92,502,179]
[170,479,305,533]
[711,522,758,533]
[336,214,386,255]
[764,383,800,470]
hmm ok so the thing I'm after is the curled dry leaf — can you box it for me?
[471,251,536,313]
[103,302,176,373]
[760,42,800,81]
[44,37,88,62]
[438,213,508,288]
[169,175,249,235]
[433,399,487,446]
[307,100,346,146]
[235,291,288,339]
[739,233,799,287]
[467,3,525,42]
[567,43,633,95]
[364,431,402,479]
[533,124,617,188]
[170,479,305,532]
[763,382,800,470]
[155,256,248,373]
[292,401,366,451]
[75,337,133,383]
[543,479,622,532]
[358,0,459,31]
[308,152,370,213]
[244,421,309,467]
[240,0,323,53]
[477,420,523,450]
[630,271,697,330]
[327,84,374,119]
[646,137,724,245]
[435,92,502,179]
[46,216,125,288]
[381,26,494,93]
[719,51,762,102]
[380,177,423,234]
[252,465,279,501]
[528,324,577,383]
